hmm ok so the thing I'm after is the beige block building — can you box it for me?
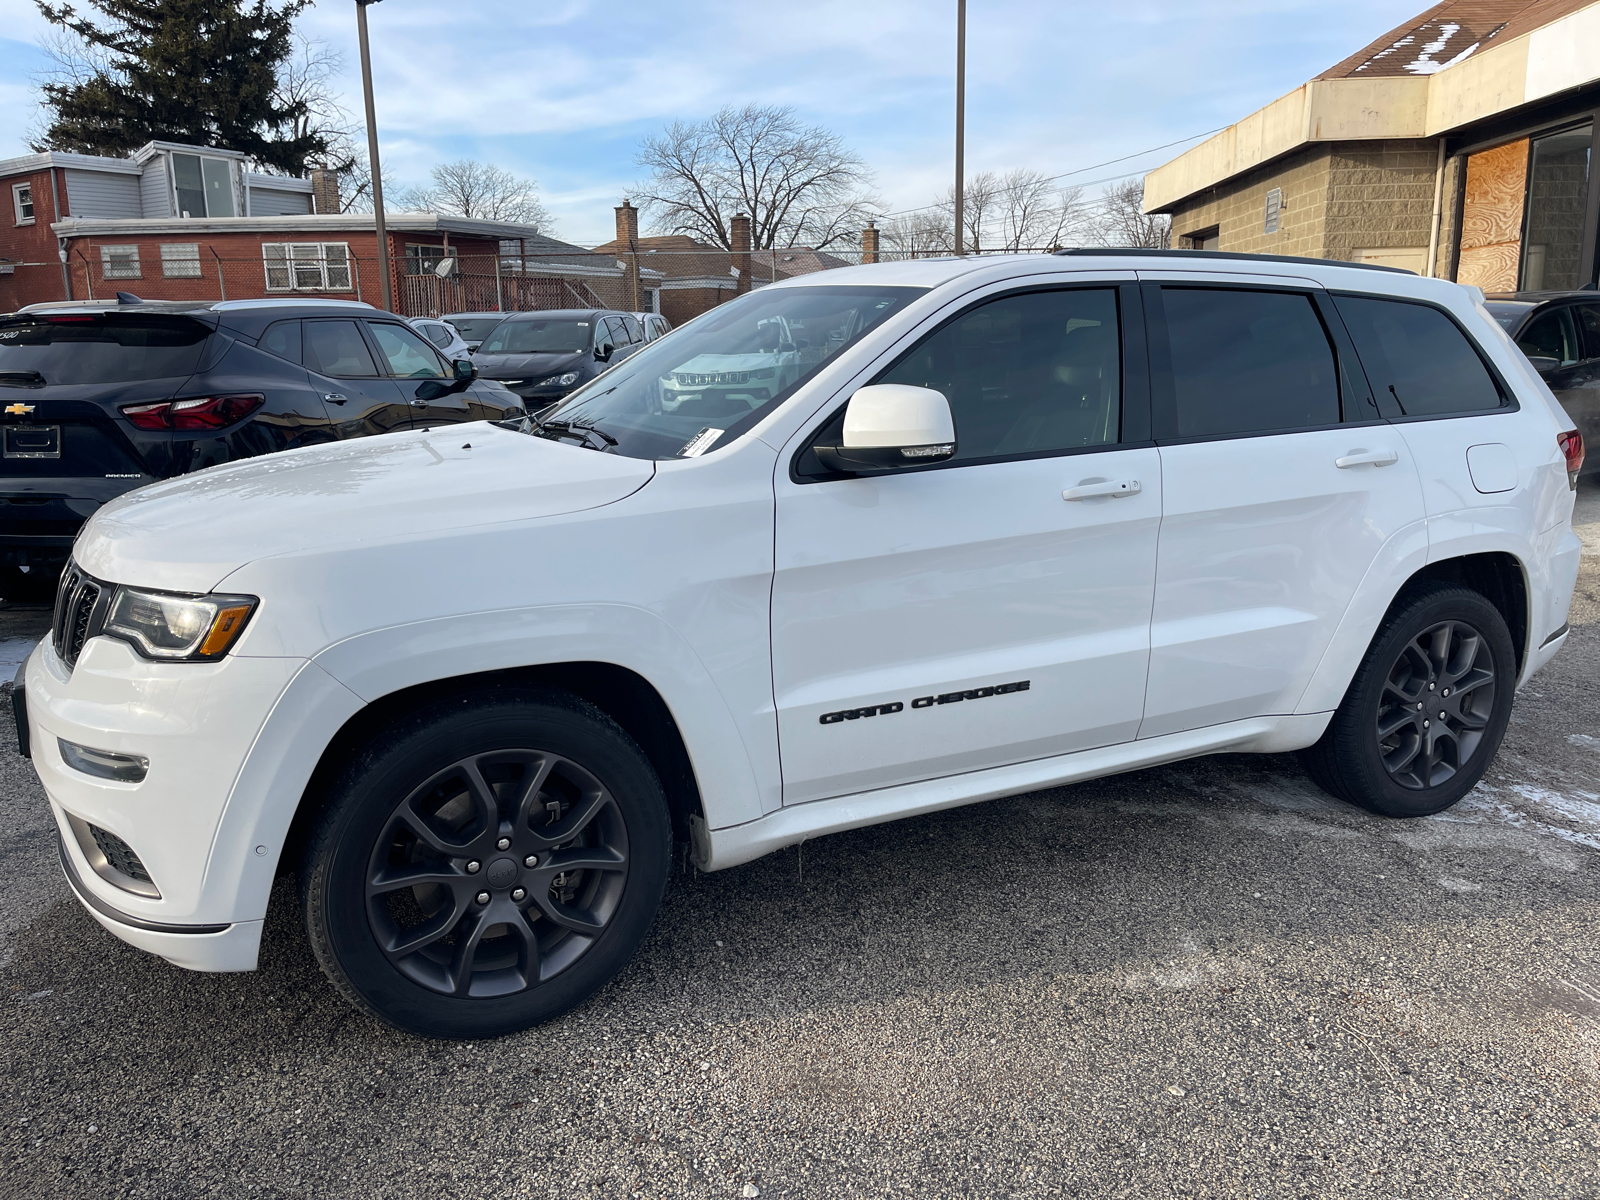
[1145,0,1600,292]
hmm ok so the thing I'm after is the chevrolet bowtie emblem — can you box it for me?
[3,403,34,416]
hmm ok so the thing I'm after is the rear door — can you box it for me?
[302,318,410,439]
[1137,278,1427,738]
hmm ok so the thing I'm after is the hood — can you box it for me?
[74,424,655,592]
[473,350,589,381]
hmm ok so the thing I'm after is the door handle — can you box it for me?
[1062,479,1142,501]
[1335,448,1399,469]
[322,393,347,406]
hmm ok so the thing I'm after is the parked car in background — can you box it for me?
[1486,288,1600,475]
[0,297,524,601]
[17,250,1581,1039]
[409,316,472,362]
[441,312,510,352]
[472,309,647,407]
[635,313,673,342]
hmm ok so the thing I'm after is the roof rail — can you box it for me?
[1053,248,1415,275]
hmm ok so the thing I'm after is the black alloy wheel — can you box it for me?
[1301,583,1516,818]
[302,689,671,1038]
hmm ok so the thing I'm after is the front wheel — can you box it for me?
[1301,583,1516,817]
[300,689,671,1038]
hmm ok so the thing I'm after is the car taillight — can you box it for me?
[120,394,264,431]
[1558,429,1584,488]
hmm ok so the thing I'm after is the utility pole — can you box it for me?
[954,0,966,255]
[356,0,392,311]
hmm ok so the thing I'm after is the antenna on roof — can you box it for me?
[115,291,144,304]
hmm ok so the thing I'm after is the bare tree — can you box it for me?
[330,141,403,214]
[1090,176,1170,248]
[881,210,954,259]
[992,170,1089,251]
[271,35,352,161]
[401,160,553,230]
[636,104,877,251]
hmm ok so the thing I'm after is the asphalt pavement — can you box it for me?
[3,492,1600,1199]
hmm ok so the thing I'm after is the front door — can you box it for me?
[1136,279,1428,739]
[365,318,468,430]
[771,282,1162,804]
[302,319,410,439]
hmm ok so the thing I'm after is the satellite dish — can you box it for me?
[433,257,456,279]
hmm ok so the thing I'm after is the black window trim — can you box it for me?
[790,280,1151,484]
[1142,279,1380,447]
[1328,290,1520,425]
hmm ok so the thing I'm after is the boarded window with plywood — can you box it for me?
[1457,139,1528,293]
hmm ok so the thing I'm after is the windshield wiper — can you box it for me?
[0,370,46,388]
[534,417,618,452]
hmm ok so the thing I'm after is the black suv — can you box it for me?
[471,309,647,408]
[1485,288,1600,476]
[0,298,525,601]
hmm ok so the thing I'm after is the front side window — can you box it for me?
[1577,304,1600,357]
[875,287,1122,463]
[13,182,33,224]
[304,320,379,378]
[100,245,141,280]
[620,315,644,344]
[1517,307,1581,366]
[538,284,921,460]
[160,242,202,279]
[1155,288,1339,438]
[1333,294,1504,418]
[420,323,453,350]
[368,322,446,378]
[264,242,352,292]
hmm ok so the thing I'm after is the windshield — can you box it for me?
[0,313,210,385]
[536,285,923,459]
[447,316,507,341]
[1482,301,1535,331]
[480,318,594,355]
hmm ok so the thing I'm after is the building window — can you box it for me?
[12,182,34,225]
[161,243,203,278]
[100,245,141,279]
[263,242,352,291]
[1520,123,1592,292]
[405,244,456,276]
[1185,226,1219,251]
[171,152,236,218]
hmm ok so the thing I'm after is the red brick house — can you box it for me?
[2,140,654,316]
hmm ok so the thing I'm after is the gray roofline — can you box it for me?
[0,151,145,177]
[244,172,313,193]
[51,212,575,242]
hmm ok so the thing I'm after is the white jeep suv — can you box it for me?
[15,250,1584,1038]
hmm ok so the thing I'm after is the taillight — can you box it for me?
[1558,429,1584,489]
[120,394,264,431]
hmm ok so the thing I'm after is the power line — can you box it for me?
[868,126,1227,221]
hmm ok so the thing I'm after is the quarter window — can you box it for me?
[264,243,352,292]
[368,322,446,378]
[1155,288,1339,438]
[160,242,202,279]
[875,288,1122,462]
[100,245,141,280]
[13,182,33,224]
[304,320,379,378]
[258,320,302,363]
[1333,295,1503,417]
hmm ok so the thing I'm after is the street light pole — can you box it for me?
[356,0,392,311]
[954,0,966,256]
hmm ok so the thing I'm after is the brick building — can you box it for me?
[2,140,654,316]
[1144,0,1600,291]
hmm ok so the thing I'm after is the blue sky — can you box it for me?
[0,0,1422,245]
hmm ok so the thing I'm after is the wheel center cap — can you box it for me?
[485,857,519,888]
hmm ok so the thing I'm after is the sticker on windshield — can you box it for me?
[679,427,724,458]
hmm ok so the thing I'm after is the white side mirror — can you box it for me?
[816,384,956,473]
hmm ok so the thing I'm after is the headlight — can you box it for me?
[539,372,580,387]
[104,587,258,661]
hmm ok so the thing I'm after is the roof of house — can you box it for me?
[590,234,850,285]
[51,212,570,244]
[1144,0,1600,214]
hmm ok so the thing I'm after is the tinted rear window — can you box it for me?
[0,314,209,385]
[1157,287,1341,438]
[1333,295,1503,417]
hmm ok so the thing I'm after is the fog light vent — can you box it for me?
[58,738,148,783]
[88,825,153,885]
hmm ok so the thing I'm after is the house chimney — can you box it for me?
[615,199,641,311]
[861,220,880,265]
[310,167,341,215]
[731,212,752,295]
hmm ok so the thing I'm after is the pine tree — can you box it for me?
[33,0,326,174]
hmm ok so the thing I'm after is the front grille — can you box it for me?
[51,564,107,670]
[88,824,152,884]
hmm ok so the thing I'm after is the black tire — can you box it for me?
[1301,582,1516,818]
[300,688,671,1038]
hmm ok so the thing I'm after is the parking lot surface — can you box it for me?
[4,494,1600,1200]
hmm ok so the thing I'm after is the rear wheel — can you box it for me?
[1301,583,1516,817]
[300,689,671,1038]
